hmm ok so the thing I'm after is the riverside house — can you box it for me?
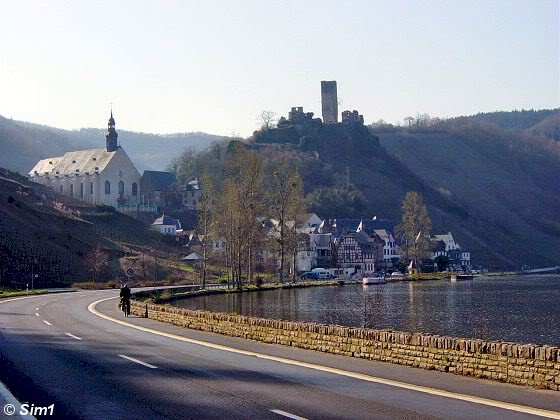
[335,230,384,276]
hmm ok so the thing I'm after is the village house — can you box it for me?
[140,170,179,207]
[311,233,334,268]
[297,213,323,230]
[180,178,202,211]
[430,232,471,271]
[150,214,182,236]
[373,229,400,267]
[294,233,314,273]
[335,230,384,276]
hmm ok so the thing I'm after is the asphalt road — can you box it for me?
[0,290,558,420]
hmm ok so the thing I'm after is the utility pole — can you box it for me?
[31,258,38,290]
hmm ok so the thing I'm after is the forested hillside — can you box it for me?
[448,108,560,141]
[171,113,560,269]
[374,115,560,269]
[454,109,559,132]
[0,115,221,174]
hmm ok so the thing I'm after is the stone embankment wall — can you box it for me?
[130,301,560,390]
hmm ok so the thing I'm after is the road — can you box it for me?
[0,290,558,419]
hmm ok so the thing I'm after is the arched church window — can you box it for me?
[132,183,138,196]
[105,181,111,195]
[60,185,63,193]
[119,181,125,196]
[69,184,74,197]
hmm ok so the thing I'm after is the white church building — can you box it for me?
[28,111,141,208]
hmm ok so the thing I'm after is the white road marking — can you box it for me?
[118,354,158,369]
[35,307,39,311]
[35,313,40,317]
[65,333,82,340]
[43,320,52,326]
[89,297,560,420]
[270,409,308,420]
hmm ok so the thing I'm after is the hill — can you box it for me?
[188,113,560,269]
[0,168,178,288]
[373,115,560,269]
[454,109,558,132]
[449,108,560,141]
[0,114,221,174]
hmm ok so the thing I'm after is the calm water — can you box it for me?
[171,275,560,346]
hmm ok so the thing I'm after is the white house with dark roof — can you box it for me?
[151,214,182,236]
[373,229,400,264]
[28,111,141,208]
[430,232,471,271]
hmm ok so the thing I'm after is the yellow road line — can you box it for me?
[87,296,556,419]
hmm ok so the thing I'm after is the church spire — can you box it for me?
[105,107,118,152]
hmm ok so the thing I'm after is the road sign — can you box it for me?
[126,268,134,276]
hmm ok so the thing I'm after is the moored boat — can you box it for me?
[362,275,386,285]
[389,272,406,281]
[450,273,474,282]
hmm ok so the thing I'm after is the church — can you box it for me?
[29,112,141,208]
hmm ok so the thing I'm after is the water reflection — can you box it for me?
[172,275,560,345]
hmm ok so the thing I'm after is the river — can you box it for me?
[170,274,560,346]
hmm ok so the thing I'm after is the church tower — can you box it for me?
[105,109,119,152]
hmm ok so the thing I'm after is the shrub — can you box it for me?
[72,281,118,289]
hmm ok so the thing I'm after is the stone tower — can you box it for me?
[321,80,338,124]
[105,109,119,152]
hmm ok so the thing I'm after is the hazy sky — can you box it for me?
[1,0,558,137]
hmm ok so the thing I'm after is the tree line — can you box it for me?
[195,147,306,289]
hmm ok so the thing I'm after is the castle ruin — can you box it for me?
[321,81,338,124]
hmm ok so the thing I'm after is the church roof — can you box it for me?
[29,148,118,177]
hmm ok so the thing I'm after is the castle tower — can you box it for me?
[321,80,338,124]
[105,108,119,152]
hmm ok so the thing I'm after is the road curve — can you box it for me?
[0,290,559,420]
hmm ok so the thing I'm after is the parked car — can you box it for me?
[300,271,320,280]
[299,270,335,280]
[310,268,336,279]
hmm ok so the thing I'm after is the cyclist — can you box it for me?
[120,283,131,317]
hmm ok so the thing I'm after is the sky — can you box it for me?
[0,0,558,137]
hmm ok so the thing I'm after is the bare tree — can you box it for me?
[212,149,268,289]
[216,177,243,289]
[197,169,215,289]
[404,116,415,127]
[238,153,265,284]
[257,110,277,130]
[268,156,306,283]
[87,245,108,283]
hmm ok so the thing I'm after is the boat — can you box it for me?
[450,273,474,282]
[389,272,406,281]
[362,275,386,285]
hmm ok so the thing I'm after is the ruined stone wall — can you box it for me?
[130,301,560,391]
